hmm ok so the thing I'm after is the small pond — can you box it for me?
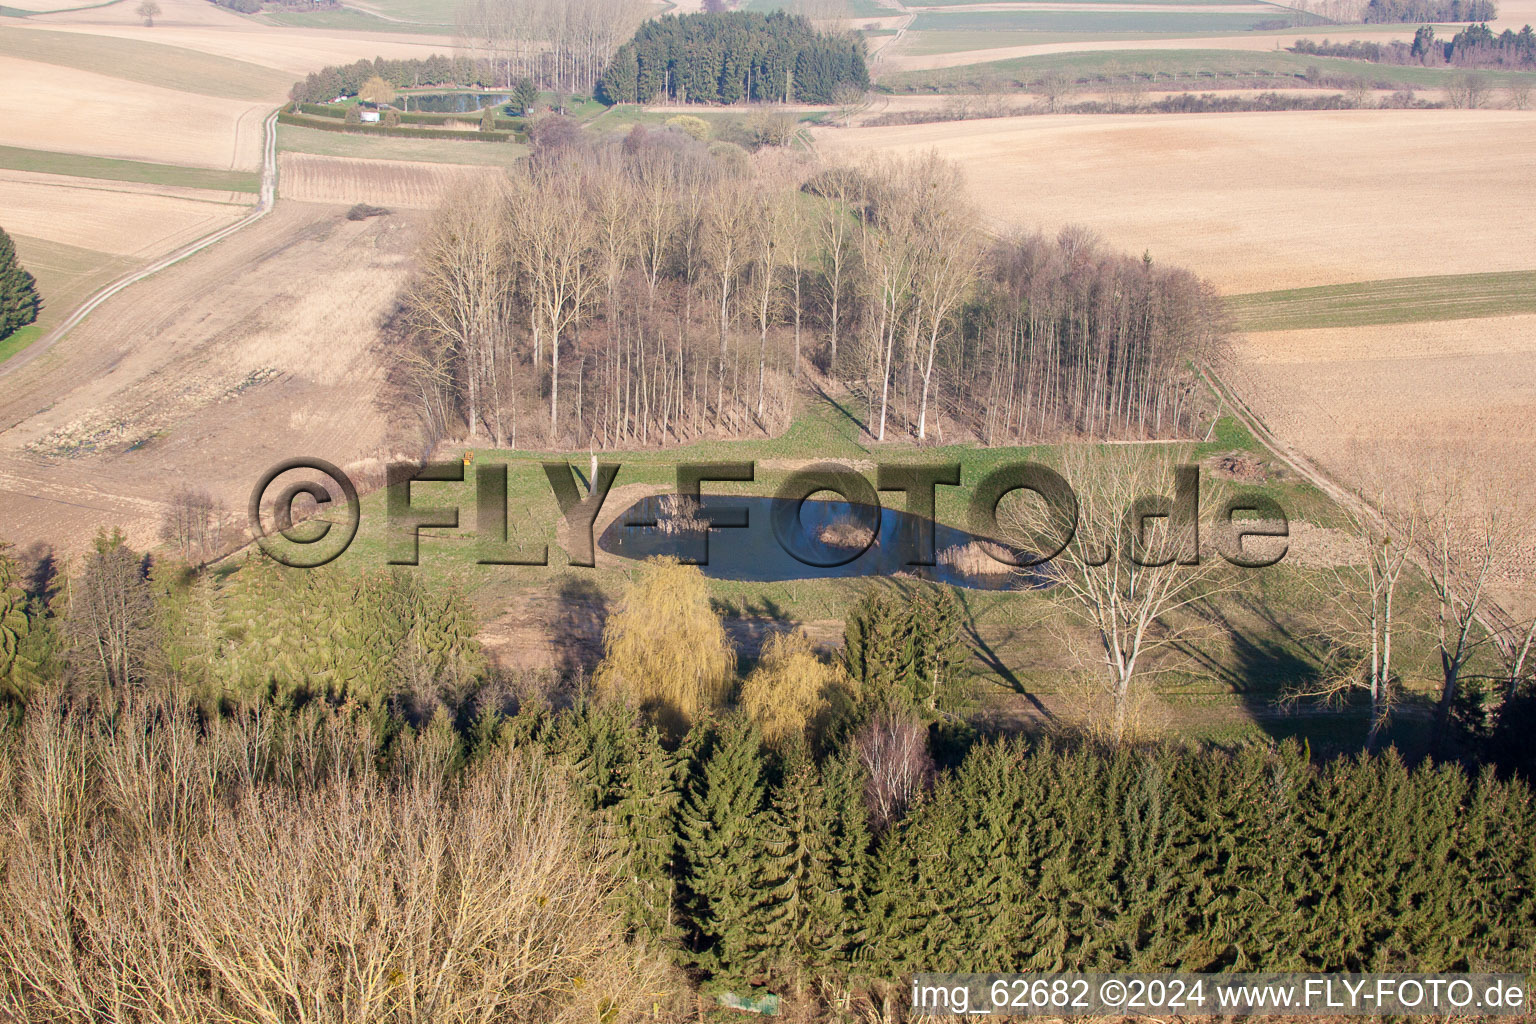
[598,495,1050,591]
[401,92,512,114]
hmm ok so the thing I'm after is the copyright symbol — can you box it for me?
[1100,979,1127,1008]
[248,457,359,568]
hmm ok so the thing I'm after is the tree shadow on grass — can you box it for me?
[552,574,609,679]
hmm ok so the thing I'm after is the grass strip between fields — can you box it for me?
[1226,270,1536,331]
[0,145,261,192]
[0,26,290,100]
[880,47,1536,92]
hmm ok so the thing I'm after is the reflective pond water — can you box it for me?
[598,495,1051,591]
[401,93,512,113]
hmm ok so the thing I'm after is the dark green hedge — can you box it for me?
[277,111,522,143]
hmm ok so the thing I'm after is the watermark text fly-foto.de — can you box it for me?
[247,456,1290,571]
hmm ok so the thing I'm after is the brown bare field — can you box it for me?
[1491,0,1536,27]
[0,56,268,169]
[1227,313,1536,596]
[816,109,1536,292]
[278,152,503,209]
[0,173,249,257]
[0,201,424,555]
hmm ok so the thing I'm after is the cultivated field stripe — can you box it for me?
[0,145,260,192]
[1226,271,1536,332]
[0,110,276,375]
[0,26,290,99]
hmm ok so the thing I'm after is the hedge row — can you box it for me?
[276,111,523,143]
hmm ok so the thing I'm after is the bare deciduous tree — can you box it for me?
[403,179,512,442]
[159,487,226,562]
[1002,447,1232,745]
[66,531,157,690]
[855,705,932,830]
[1292,478,1416,751]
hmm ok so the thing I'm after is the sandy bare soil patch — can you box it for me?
[278,153,503,209]
[1227,314,1536,584]
[0,174,249,257]
[0,201,425,555]
[817,109,1536,292]
[1491,0,1536,27]
[0,56,268,169]
[883,26,1420,69]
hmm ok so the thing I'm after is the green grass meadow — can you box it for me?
[242,388,1450,755]
[1227,270,1536,332]
[880,46,1536,91]
[0,145,261,192]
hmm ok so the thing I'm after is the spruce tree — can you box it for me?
[0,226,39,340]
[0,543,39,699]
[678,716,768,981]
[611,724,684,942]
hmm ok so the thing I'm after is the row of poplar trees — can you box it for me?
[394,125,1223,452]
[540,703,1536,998]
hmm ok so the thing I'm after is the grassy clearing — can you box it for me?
[0,322,41,365]
[909,8,1316,33]
[880,47,1536,91]
[277,124,529,165]
[341,0,463,23]
[0,145,260,192]
[250,392,1445,751]
[1227,270,1536,331]
[0,27,290,100]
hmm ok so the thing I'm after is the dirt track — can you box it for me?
[0,200,424,558]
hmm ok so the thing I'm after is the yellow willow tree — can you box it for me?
[738,628,857,748]
[592,557,735,736]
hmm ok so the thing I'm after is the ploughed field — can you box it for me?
[815,110,1536,292]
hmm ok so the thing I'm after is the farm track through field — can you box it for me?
[0,109,276,381]
[1204,364,1518,639]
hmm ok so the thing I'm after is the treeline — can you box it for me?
[550,708,1536,990]
[292,55,494,104]
[1363,0,1495,20]
[955,235,1223,442]
[1294,24,1536,67]
[391,129,1220,451]
[596,11,869,105]
[456,0,646,97]
[287,0,646,103]
[0,226,40,342]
